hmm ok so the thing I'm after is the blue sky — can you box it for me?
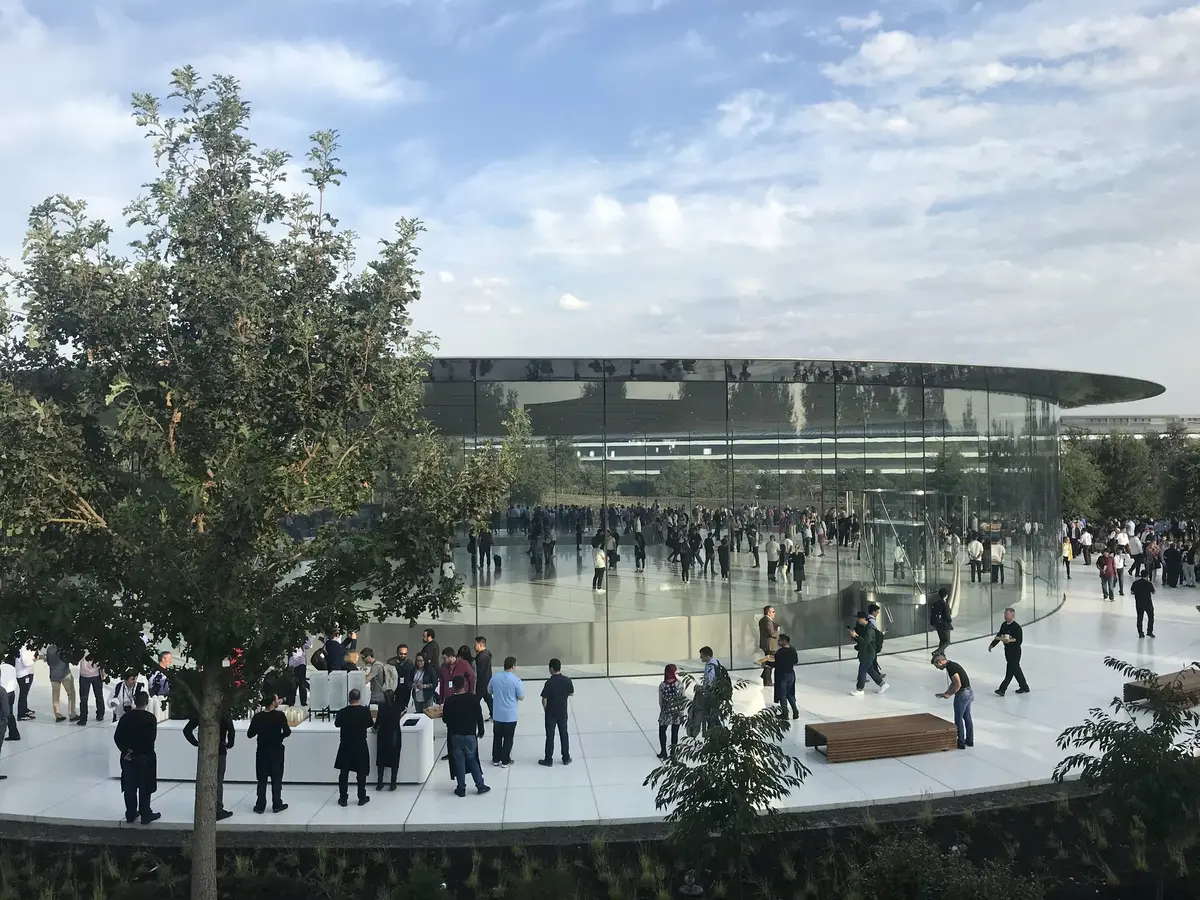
[3,0,1199,412]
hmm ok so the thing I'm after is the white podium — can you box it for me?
[307,672,330,711]
[109,713,437,784]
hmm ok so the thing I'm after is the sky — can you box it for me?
[1,0,1198,414]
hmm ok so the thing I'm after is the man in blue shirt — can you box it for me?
[488,656,524,767]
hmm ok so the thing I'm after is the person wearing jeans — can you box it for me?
[772,636,800,720]
[849,612,888,696]
[488,657,523,767]
[442,674,490,796]
[77,652,105,726]
[934,655,973,749]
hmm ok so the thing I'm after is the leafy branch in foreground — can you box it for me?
[645,667,810,898]
[1054,656,1200,900]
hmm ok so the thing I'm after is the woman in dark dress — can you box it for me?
[372,689,403,791]
[334,688,374,807]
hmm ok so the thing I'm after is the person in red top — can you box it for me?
[438,647,475,700]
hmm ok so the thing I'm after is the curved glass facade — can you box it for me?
[360,359,1155,678]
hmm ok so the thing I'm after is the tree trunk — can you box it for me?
[190,664,223,900]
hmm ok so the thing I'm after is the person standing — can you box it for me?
[479,527,493,570]
[849,612,888,696]
[334,688,374,807]
[488,656,524,768]
[773,634,800,720]
[989,608,1030,696]
[929,588,953,656]
[372,689,404,791]
[717,536,731,580]
[656,664,685,760]
[791,547,806,596]
[44,644,78,723]
[1096,548,1117,601]
[758,606,779,687]
[322,633,345,673]
[14,646,35,721]
[0,659,15,744]
[990,540,1006,586]
[183,712,235,820]
[474,637,494,721]
[287,639,312,707]
[438,647,475,701]
[387,644,416,712]
[966,534,983,583]
[76,651,105,726]
[443,674,490,797]
[113,691,160,824]
[538,658,574,767]
[0,685,8,780]
[1061,537,1074,580]
[592,543,607,591]
[1131,572,1156,639]
[419,630,440,670]
[247,693,290,814]
[361,648,387,706]
[765,534,780,582]
[933,655,973,750]
[411,654,436,711]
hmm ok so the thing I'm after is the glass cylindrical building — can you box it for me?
[361,358,1162,678]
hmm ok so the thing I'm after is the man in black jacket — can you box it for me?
[113,691,160,824]
[988,607,1030,696]
[184,713,236,820]
[474,637,494,721]
[443,675,490,797]
[420,629,440,670]
[929,588,953,656]
[247,693,291,814]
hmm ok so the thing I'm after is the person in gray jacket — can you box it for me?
[45,645,78,723]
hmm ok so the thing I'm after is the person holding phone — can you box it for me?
[933,654,973,749]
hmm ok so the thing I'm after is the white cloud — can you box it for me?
[558,293,590,310]
[837,11,883,32]
[202,41,421,104]
[438,271,455,283]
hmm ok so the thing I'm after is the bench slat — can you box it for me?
[805,713,959,762]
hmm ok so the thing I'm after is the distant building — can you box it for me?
[1060,414,1200,437]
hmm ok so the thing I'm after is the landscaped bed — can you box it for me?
[0,790,1196,900]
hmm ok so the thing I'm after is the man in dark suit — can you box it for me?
[113,691,160,824]
[758,606,779,686]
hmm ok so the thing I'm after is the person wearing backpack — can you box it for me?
[361,649,390,706]
[866,602,886,684]
[929,587,953,656]
[848,611,889,696]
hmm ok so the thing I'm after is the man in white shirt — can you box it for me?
[990,541,1006,586]
[765,535,780,582]
[14,647,36,721]
[1079,529,1094,566]
[780,535,794,582]
[966,536,984,583]
[1,661,19,741]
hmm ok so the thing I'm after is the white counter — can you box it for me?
[107,712,437,785]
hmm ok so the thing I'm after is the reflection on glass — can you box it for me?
[365,362,1066,678]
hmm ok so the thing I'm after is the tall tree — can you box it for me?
[0,70,518,900]
[1061,438,1105,520]
[1089,432,1161,518]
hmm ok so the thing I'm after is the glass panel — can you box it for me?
[984,385,1032,638]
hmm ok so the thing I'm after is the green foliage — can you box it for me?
[645,668,810,893]
[0,68,517,900]
[390,858,446,900]
[1086,433,1161,518]
[1060,437,1105,520]
[1054,657,1200,848]
[849,834,1045,900]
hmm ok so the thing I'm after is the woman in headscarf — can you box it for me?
[372,689,403,791]
[656,664,686,760]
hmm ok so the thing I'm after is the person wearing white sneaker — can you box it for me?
[848,611,887,695]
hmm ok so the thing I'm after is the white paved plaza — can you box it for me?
[0,582,1197,833]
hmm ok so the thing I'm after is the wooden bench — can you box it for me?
[1122,668,1200,706]
[805,713,960,762]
